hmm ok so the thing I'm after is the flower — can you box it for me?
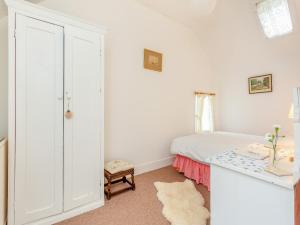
[273,125,281,129]
[265,133,272,138]
[273,125,281,136]
[266,125,285,167]
[264,133,273,142]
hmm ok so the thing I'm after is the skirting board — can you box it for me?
[135,156,175,175]
[26,200,104,225]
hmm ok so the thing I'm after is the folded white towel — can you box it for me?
[247,143,270,155]
[234,143,270,160]
[276,148,294,160]
[235,144,293,160]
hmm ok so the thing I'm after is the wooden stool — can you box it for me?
[104,160,135,200]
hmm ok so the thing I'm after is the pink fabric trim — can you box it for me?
[173,154,210,191]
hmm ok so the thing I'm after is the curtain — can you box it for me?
[205,95,215,132]
[257,0,293,38]
[195,95,205,133]
[195,94,215,133]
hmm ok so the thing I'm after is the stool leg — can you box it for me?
[107,177,112,200]
[131,173,135,191]
[122,176,126,183]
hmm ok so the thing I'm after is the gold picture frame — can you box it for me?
[144,49,163,72]
[248,74,272,94]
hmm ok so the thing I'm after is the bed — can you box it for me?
[170,131,267,190]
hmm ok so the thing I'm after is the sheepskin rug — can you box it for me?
[154,179,210,225]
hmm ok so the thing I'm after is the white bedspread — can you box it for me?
[171,132,267,163]
[171,132,295,164]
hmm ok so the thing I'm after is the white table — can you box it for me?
[208,151,300,225]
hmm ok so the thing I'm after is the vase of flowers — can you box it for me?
[265,125,285,168]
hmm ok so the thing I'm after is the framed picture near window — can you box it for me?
[144,49,163,72]
[248,74,272,94]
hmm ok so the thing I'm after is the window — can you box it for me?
[195,93,215,133]
[257,0,293,38]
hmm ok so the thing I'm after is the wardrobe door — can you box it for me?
[64,26,102,210]
[15,15,64,224]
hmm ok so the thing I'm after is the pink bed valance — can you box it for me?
[173,154,210,191]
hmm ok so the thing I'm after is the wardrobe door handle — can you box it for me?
[65,110,73,119]
[65,91,73,119]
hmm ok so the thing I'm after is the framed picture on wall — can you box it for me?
[144,49,163,72]
[248,74,272,94]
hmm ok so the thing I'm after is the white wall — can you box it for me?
[31,0,215,168]
[0,17,8,139]
[200,0,300,136]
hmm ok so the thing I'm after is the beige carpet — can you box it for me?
[155,180,210,225]
[56,166,210,225]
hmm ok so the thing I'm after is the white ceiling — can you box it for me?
[136,0,217,27]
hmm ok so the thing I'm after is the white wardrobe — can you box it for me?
[6,1,105,225]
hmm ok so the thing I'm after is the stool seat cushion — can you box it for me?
[105,160,134,174]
